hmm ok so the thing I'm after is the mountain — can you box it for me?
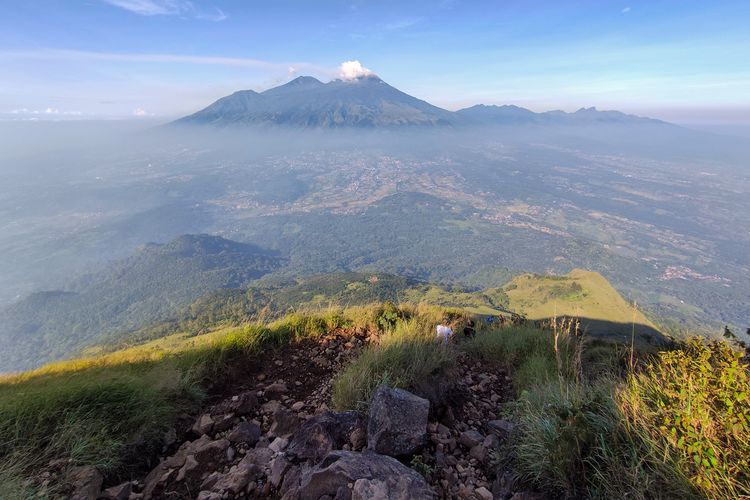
[174,74,456,128]
[173,75,673,129]
[0,234,283,372]
[455,104,668,126]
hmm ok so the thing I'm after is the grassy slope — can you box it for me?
[2,297,747,499]
[504,269,659,337]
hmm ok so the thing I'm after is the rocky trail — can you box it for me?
[69,327,542,500]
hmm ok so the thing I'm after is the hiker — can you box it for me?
[436,321,453,345]
[463,319,476,339]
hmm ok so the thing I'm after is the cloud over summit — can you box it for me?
[338,60,373,80]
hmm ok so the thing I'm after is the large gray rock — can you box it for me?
[287,411,365,463]
[367,386,429,456]
[297,450,433,500]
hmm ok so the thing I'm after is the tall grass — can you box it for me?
[468,321,747,498]
[461,324,581,392]
[619,340,750,498]
[332,318,456,411]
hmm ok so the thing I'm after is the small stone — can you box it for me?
[291,401,305,412]
[475,486,493,500]
[459,430,484,449]
[469,444,486,462]
[176,454,199,482]
[228,421,262,446]
[483,434,500,449]
[487,420,514,437]
[100,481,132,500]
[268,456,290,488]
[265,383,288,400]
[192,414,215,436]
[67,465,103,500]
[257,374,266,381]
[269,437,289,453]
[213,414,235,433]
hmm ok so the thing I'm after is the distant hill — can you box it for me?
[174,75,456,128]
[455,104,668,126]
[173,75,670,129]
[0,234,283,372]
[503,269,664,343]
[127,269,665,353]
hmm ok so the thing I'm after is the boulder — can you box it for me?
[228,421,262,445]
[67,466,103,500]
[297,450,433,500]
[287,411,365,463]
[367,386,429,457]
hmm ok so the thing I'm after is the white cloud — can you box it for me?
[195,7,227,22]
[0,49,304,71]
[621,6,631,13]
[7,107,82,117]
[338,60,373,80]
[383,18,422,31]
[133,108,154,116]
[101,0,227,21]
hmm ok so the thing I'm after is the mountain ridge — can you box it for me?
[173,75,670,129]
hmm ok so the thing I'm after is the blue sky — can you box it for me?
[1,0,748,123]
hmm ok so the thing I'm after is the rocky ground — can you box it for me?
[66,327,544,500]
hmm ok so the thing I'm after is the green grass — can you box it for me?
[462,322,748,498]
[0,306,393,495]
[461,325,580,392]
[503,269,657,334]
[618,340,750,498]
[331,316,457,412]
[4,297,747,499]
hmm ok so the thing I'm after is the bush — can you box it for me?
[619,339,750,498]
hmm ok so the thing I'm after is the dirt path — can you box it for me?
[96,329,531,499]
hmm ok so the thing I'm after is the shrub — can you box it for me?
[619,339,750,498]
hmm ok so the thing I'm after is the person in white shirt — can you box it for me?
[436,323,453,344]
